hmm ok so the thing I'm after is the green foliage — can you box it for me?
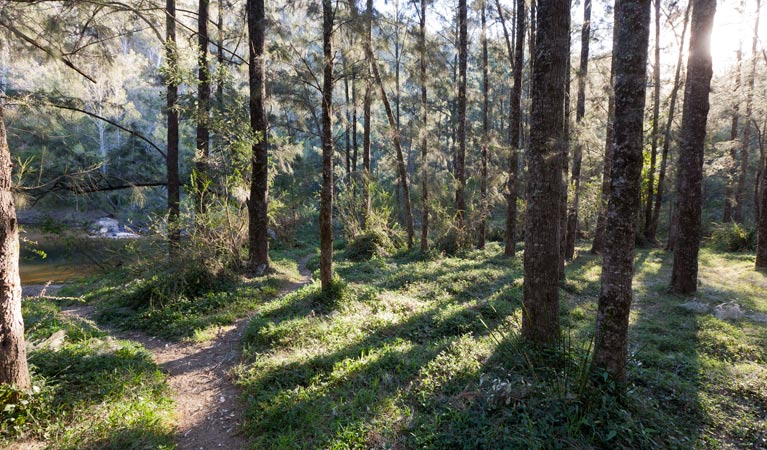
[345,228,395,261]
[708,222,756,252]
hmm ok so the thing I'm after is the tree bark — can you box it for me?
[361,0,373,230]
[591,0,652,382]
[195,0,211,216]
[320,0,334,291]
[166,0,180,251]
[642,0,661,242]
[565,0,591,259]
[734,0,760,223]
[757,120,767,267]
[0,102,30,389]
[419,0,429,252]
[670,0,716,295]
[247,0,269,273]
[559,27,571,280]
[455,0,468,237]
[522,0,569,344]
[652,0,691,242]
[478,0,489,249]
[723,43,742,223]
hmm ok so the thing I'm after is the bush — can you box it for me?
[346,229,395,261]
[708,222,755,252]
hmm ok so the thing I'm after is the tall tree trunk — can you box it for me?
[723,44,742,223]
[344,53,352,183]
[757,120,767,267]
[478,0,489,249]
[247,0,269,273]
[0,102,30,389]
[352,72,358,174]
[652,0,691,242]
[216,0,225,109]
[591,0,652,383]
[734,0,760,223]
[362,0,373,230]
[166,0,180,250]
[565,0,591,259]
[419,0,429,252]
[320,0,334,291]
[643,0,661,242]
[455,0,468,237]
[522,0,569,344]
[497,0,525,257]
[590,20,618,255]
[670,0,716,295]
[195,0,211,216]
[559,26,571,280]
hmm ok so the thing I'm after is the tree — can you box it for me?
[247,0,269,274]
[455,0,468,236]
[362,0,373,229]
[591,0,652,382]
[670,0,717,295]
[642,0,661,242]
[723,43,742,223]
[166,0,180,250]
[497,0,525,257]
[195,0,211,215]
[419,0,429,252]
[758,127,767,267]
[320,0,334,292]
[565,0,592,259]
[478,0,489,249]
[0,101,30,389]
[522,0,569,344]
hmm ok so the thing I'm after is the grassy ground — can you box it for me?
[234,243,767,449]
[0,297,175,449]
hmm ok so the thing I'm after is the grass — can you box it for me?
[233,243,767,449]
[0,297,175,449]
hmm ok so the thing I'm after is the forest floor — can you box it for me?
[3,241,767,449]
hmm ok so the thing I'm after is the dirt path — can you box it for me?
[57,256,313,450]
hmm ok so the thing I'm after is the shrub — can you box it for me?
[708,222,755,252]
[346,228,395,261]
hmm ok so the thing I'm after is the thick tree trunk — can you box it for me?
[652,0,691,241]
[565,0,591,260]
[496,0,524,257]
[643,0,661,242]
[420,0,429,252]
[591,0,652,382]
[522,0,569,344]
[320,0,334,292]
[559,31,571,280]
[455,0,468,236]
[478,0,489,249]
[723,44,742,223]
[195,0,211,216]
[166,0,180,250]
[0,102,30,389]
[670,0,716,295]
[247,0,269,273]
[734,0,760,223]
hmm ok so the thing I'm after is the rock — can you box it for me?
[748,312,767,323]
[713,302,745,321]
[679,300,709,313]
[31,329,68,352]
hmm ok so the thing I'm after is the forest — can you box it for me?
[1,0,767,448]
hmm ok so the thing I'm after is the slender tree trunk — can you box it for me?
[590,21,618,255]
[565,0,591,259]
[734,0,760,223]
[757,120,767,267]
[670,0,716,295]
[320,0,334,291]
[419,0,429,252]
[497,0,524,257]
[559,27,571,280]
[362,0,373,230]
[591,0,652,382]
[344,54,352,184]
[478,0,489,249]
[522,0,569,344]
[723,44,742,223]
[352,69,358,174]
[166,0,180,250]
[455,0,468,237]
[247,0,269,273]
[195,0,211,216]
[652,0,691,241]
[216,0,225,109]
[0,102,30,389]
[643,0,661,242]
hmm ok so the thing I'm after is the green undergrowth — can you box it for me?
[1,297,174,449]
[235,243,767,449]
[61,246,307,341]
